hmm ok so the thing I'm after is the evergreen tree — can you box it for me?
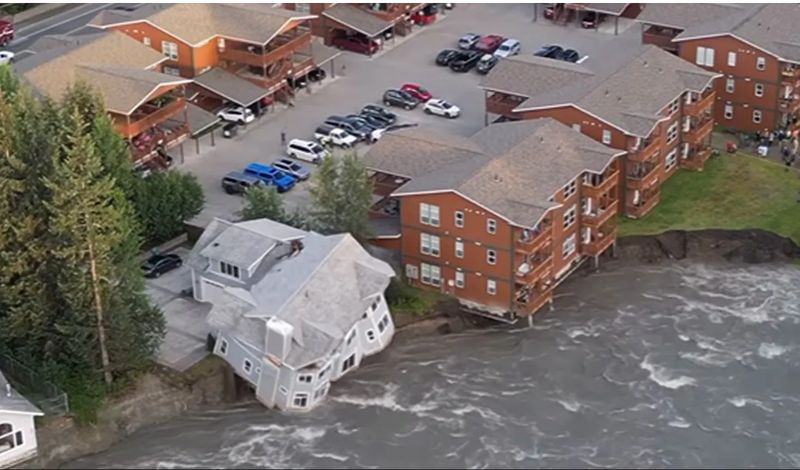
[131,171,205,244]
[241,184,286,221]
[309,152,374,241]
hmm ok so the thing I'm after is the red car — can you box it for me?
[401,83,433,101]
[0,17,14,46]
[411,4,439,25]
[332,35,379,55]
[474,34,505,54]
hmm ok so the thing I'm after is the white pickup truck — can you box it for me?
[314,125,357,148]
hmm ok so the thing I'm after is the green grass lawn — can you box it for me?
[619,153,800,243]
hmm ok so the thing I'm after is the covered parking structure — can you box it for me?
[186,103,222,158]
[534,3,642,35]
[191,67,279,115]
[321,4,394,57]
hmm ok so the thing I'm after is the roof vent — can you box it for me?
[539,136,545,143]
[604,90,609,96]
[212,242,220,247]
[643,60,648,67]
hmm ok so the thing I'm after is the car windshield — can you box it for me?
[290,163,302,171]
[311,144,324,153]
[440,101,452,108]
[500,44,510,50]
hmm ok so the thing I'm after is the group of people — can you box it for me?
[755,127,798,170]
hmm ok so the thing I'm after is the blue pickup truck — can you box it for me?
[243,162,296,193]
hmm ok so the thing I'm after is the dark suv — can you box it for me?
[450,51,482,72]
[383,89,419,110]
[361,104,397,124]
[324,115,372,141]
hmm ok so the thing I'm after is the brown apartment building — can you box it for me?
[89,3,332,111]
[16,31,192,168]
[363,119,623,323]
[479,45,719,219]
[638,3,800,133]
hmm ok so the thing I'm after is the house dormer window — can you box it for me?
[219,261,240,279]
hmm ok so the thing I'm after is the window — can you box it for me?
[486,249,497,265]
[377,314,390,333]
[487,279,497,295]
[695,46,714,66]
[0,423,14,454]
[219,261,240,279]
[601,130,612,145]
[487,219,497,234]
[295,3,311,13]
[218,338,228,356]
[279,386,288,395]
[293,393,309,408]
[668,99,679,115]
[727,51,736,67]
[572,123,581,132]
[318,364,330,379]
[666,121,679,144]
[161,40,178,60]
[454,211,464,227]
[243,359,253,374]
[665,149,678,170]
[724,104,733,120]
[298,375,312,384]
[217,37,225,49]
[163,65,180,76]
[563,204,576,228]
[455,271,464,288]
[366,329,376,342]
[419,203,440,226]
[405,264,419,280]
[725,77,735,93]
[420,233,440,257]
[371,300,378,312]
[14,431,21,447]
[753,109,762,124]
[455,240,464,258]
[420,263,441,286]
[562,234,576,258]
[756,56,766,71]
[346,329,355,346]
[755,83,764,97]
[142,36,151,47]
[563,179,577,198]
[341,354,356,373]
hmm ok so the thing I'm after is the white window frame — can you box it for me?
[724,103,733,120]
[563,179,577,198]
[420,233,440,257]
[725,77,735,93]
[665,149,678,170]
[243,358,253,374]
[668,99,679,115]
[753,109,762,124]
[563,204,576,228]
[486,218,497,234]
[219,261,240,279]
[486,249,496,265]
[292,392,309,408]
[420,263,441,286]
[601,129,612,145]
[487,279,497,295]
[454,211,464,228]
[666,121,679,144]
[218,338,228,356]
[217,37,225,49]
[562,234,576,258]
[755,83,764,97]
[419,203,440,226]
[572,123,581,132]
[756,56,766,71]
[295,3,311,14]
[143,36,151,47]
[695,46,714,67]
[455,240,464,258]
[298,374,312,384]
[405,264,419,280]
[727,51,736,67]
[455,271,464,288]
[377,314,389,333]
[161,40,178,60]
[366,329,376,342]
[346,328,355,346]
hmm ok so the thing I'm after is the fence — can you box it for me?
[0,354,69,416]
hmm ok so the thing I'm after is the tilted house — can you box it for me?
[0,371,43,469]
[188,218,395,412]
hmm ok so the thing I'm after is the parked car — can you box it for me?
[287,138,329,163]
[307,67,327,82]
[436,48,462,66]
[411,4,438,25]
[543,5,556,19]
[217,106,255,124]
[314,125,357,148]
[324,115,372,141]
[534,44,564,59]
[222,122,239,139]
[476,54,499,74]
[450,50,482,72]
[221,171,263,195]
[343,115,379,135]
[474,34,505,54]
[444,3,455,9]
[244,162,296,192]
[383,89,419,110]
[361,104,397,125]
[349,113,389,129]
[559,48,581,63]
[494,39,521,58]
[141,253,182,278]
[581,11,606,29]
[0,50,14,65]
[272,158,310,181]
[401,83,433,102]
[458,33,481,50]
[332,35,379,55]
[423,99,460,118]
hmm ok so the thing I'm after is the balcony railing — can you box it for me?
[514,286,553,314]
[516,252,553,284]
[360,3,421,21]
[116,97,186,138]
[782,67,798,78]
[779,94,799,111]
[683,117,714,145]
[220,31,312,69]
[582,169,619,199]
[628,134,661,162]
[683,92,714,116]
[626,160,659,190]
[582,225,617,256]
[626,189,661,218]
[515,219,552,254]
[583,200,618,227]
[642,25,679,52]
[681,145,712,171]
[129,123,189,163]
[486,93,526,117]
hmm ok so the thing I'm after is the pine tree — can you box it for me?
[309,152,374,241]
[241,184,286,221]
[131,171,205,244]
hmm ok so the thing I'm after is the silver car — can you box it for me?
[271,158,311,181]
[458,33,480,50]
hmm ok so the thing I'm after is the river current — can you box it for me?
[68,262,800,469]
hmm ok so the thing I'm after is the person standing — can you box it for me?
[280,129,286,146]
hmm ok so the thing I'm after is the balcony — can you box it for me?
[779,94,799,112]
[486,93,526,117]
[515,218,552,254]
[626,189,661,218]
[627,160,659,190]
[583,200,618,228]
[628,134,661,162]
[681,145,712,171]
[683,92,714,116]
[582,225,617,256]
[219,30,312,69]
[236,59,292,92]
[683,117,713,145]
[583,169,619,199]
[115,97,186,138]
[781,66,798,79]
[514,284,553,315]
[360,3,422,22]
[642,25,679,53]
[516,250,553,285]
[129,122,189,163]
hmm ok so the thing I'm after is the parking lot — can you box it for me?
[181,3,644,228]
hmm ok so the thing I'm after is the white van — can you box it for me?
[494,39,521,58]
[287,139,329,164]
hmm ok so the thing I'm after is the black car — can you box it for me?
[361,104,397,124]
[324,115,372,141]
[222,122,239,138]
[436,49,462,66]
[534,44,564,58]
[383,89,419,110]
[450,50,482,72]
[476,54,499,74]
[307,67,327,82]
[559,48,580,63]
[141,253,182,278]
[344,114,379,133]
[350,113,390,129]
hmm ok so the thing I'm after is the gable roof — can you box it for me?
[16,31,187,115]
[364,119,622,228]
[481,45,719,137]
[568,3,631,16]
[0,370,44,416]
[322,4,394,37]
[193,67,273,107]
[636,3,749,30]
[90,3,314,46]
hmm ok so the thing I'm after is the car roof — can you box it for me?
[501,38,519,46]
[245,162,275,172]
[224,171,260,182]
[289,138,314,145]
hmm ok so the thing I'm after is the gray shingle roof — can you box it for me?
[636,3,749,30]
[569,3,631,16]
[193,67,273,107]
[0,370,43,415]
[366,119,621,228]
[322,4,394,37]
[480,54,594,98]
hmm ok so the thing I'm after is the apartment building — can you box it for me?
[283,3,427,43]
[364,119,623,323]
[15,31,191,168]
[90,3,322,110]
[480,45,719,218]
[638,3,800,133]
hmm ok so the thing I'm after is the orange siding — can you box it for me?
[516,105,629,149]
[108,22,196,76]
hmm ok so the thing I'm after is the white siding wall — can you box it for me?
[0,412,39,469]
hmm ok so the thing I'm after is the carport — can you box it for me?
[309,37,342,79]
[321,3,393,57]
[192,67,277,115]
[186,103,221,157]
[533,3,642,35]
